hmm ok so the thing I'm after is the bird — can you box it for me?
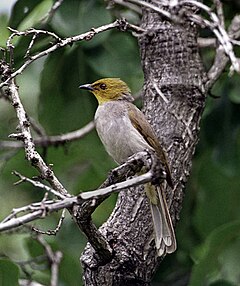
[79,78,176,256]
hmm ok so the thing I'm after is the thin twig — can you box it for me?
[198,37,216,48]
[32,209,66,235]
[1,199,59,224]
[0,166,154,232]
[1,61,69,197]
[41,0,65,24]
[13,171,67,200]
[214,0,224,27]
[24,33,38,58]
[7,27,62,46]
[124,0,240,74]
[206,14,240,90]
[181,0,240,73]
[35,235,63,286]
[80,171,152,200]
[0,19,143,88]
[29,117,47,137]
[0,121,95,149]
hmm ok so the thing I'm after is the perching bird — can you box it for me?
[79,78,176,256]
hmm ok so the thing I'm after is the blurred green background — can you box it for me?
[0,0,240,285]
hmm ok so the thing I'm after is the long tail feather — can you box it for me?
[146,184,176,256]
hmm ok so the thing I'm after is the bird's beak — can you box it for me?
[79,83,94,91]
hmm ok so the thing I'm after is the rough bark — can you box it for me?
[139,7,207,227]
[81,3,206,285]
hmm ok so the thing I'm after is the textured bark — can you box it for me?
[81,3,206,285]
[139,8,206,227]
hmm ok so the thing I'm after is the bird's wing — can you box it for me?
[127,103,173,188]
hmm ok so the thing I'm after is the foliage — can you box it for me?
[0,0,240,285]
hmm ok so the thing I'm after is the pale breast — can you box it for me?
[95,101,151,164]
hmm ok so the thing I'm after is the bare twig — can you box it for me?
[13,171,67,200]
[231,39,240,46]
[123,0,240,74]
[0,198,76,231]
[206,14,240,90]
[198,37,216,48]
[41,0,65,24]
[0,140,24,149]
[32,209,66,235]
[0,19,144,88]
[29,117,47,137]
[0,121,95,149]
[72,150,153,264]
[182,0,240,73]
[81,171,152,200]
[7,27,62,46]
[214,0,224,27]
[24,33,38,58]
[0,168,153,232]
[35,121,95,146]
[0,149,158,233]
[0,149,163,266]
[1,61,69,197]
[229,15,240,40]
[1,199,59,224]
[35,235,63,286]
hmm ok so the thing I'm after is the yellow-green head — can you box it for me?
[79,78,133,104]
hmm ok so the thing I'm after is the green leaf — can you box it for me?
[51,0,112,47]
[87,33,143,90]
[38,48,95,134]
[58,252,82,286]
[25,237,44,258]
[0,14,10,47]
[9,0,50,29]
[50,0,81,36]
[200,90,240,177]
[189,221,240,286]
[193,150,240,238]
[0,259,19,286]
[212,72,240,108]
[93,194,117,227]
[18,0,53,31]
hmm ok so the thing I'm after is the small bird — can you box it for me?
[79,78,176,256]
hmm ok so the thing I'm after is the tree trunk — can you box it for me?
[81,2,206,285]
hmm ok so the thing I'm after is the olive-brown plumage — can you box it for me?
[79,78,176,256]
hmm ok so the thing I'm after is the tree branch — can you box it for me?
[18,234,63,286]
[206,14,240,90]
[0,150,162,267]
[32,209,66,236]
[0,19,144,88]
[13,171,67,199]
[35,235,63,286]
[122,0,240,75]
[0,151,156,229]
[40,0,65,24]
[0,121,95,149]
[81,1,206,283]
[0,61,69,197]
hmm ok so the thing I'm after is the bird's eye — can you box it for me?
[100,83,107,90]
